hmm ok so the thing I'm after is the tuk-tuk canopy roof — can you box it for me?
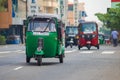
[78,21,98,27]
[28,13,61,20]
[79,21,97,24]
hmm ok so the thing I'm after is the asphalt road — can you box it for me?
[0,44,120,80]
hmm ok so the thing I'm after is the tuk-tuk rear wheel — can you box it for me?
[26,57,31,63]
[37,56,42,66]
[97,45,99,49]
[59,54,64,63]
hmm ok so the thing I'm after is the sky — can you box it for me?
[69,0,111,22]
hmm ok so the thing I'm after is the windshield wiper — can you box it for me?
[43,19,53,32]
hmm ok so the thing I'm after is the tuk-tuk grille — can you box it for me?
[82,34,93,40]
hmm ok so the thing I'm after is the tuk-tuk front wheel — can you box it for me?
[37,56,42,66]
[59,54,64,63]
[70,44,73,48]
[87,45,91,50]
[26,57,31,63]
[78,45,81,50]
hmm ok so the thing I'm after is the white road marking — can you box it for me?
[0,51,11,54]
[65,49,77,53]
[101,51,115,54]
[80,51,94,54]
[14,66,23,70]
[0,50,24,54]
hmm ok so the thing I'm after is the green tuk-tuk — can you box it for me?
[25,14,65,66]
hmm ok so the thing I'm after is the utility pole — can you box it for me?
[26,0,28,19]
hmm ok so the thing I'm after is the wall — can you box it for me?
[0,0,12,29]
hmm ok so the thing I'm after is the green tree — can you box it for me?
[95,3,120,30]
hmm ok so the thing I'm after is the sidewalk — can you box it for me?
[0,44,25,51]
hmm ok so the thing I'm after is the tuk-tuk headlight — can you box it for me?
[76,35,79,39]
[81,35,85,38]
[92,35,96,38]
[37,38,43,51]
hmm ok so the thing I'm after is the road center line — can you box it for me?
[0,50,23,54]
[65,49,77,53]
[80,51,94,54]
[101,51,115,54]
[14,66,23,70]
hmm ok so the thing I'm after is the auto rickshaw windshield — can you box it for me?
[81,23,96,33]
[66,27,78,35]
[28,18,56,32]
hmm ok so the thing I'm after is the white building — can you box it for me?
[73,0,79,26]
[59,0,68,26]
[27,0,40,16]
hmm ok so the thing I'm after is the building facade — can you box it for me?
[74,0,79,26]
[67,1,86,26]
[27,0,59,16]
[27,0,40,16]
[0,0,12,29]
[59,0,68,25]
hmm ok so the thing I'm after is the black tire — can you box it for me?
[37,56,42,66]
[70,44,73,48]
[97,45,99,49]
[78,45,80,50]
[59,54,64,63]
[26,57,31,63]
[65,44,67,48]
[87,45,91,50]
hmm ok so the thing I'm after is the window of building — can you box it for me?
[31,6,36,9]
[60,1,63,4]
[0,0,8,12]
[32,0,36,3]
[31,10,36,13]
[68,5,73,11]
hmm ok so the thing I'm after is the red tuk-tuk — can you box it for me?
[78,22,99,50]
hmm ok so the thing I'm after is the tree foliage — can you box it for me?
[95,3,120,30]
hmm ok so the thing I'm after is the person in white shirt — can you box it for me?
[111,28,119,47]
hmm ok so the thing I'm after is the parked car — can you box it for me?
[6,35,21,44]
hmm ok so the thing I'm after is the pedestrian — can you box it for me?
[111,28,119,47]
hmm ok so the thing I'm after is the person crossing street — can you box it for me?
[111,28,119,47]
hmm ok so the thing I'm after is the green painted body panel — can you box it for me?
[26,32,58,58]
[35,50,44,55]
